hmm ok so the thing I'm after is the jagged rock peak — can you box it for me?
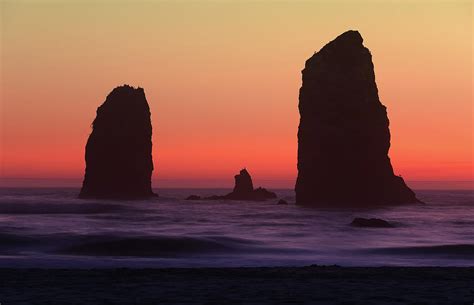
[327,30,363,46]
[233,168,254,194]
[104,85,145,101]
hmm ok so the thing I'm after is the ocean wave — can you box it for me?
[450,220,474,226]
[0,233,37,246]
[369,244,474,258]
[0,230,265,257]
[56,235,257,257]
[0,202,130,214]
[238,222,306,228]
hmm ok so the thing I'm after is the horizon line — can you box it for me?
[1,177,473,190]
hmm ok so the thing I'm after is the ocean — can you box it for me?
[0,188,472,268]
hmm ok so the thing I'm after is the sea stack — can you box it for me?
[79,85,156,199]
[230,168,254,195]
[295,30,418,206]
[186,169,277,201]
[224,169,276,201]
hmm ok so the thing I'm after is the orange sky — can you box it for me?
[1,1,472,189]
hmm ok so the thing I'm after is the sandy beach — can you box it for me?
[1,266,473,304]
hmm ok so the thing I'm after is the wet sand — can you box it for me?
[1,266,473,304]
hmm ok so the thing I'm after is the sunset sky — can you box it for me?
[1,0,472,189]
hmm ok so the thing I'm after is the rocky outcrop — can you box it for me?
[186,195,201,200]
[79,85,156,199]
[186,169,276,201]
[230,169,254,195]
[295,30,419,206]
[351,218,394,228]
[223,169,276,200]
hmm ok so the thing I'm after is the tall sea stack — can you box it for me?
[296,30,418,206]
[79,85,156,199]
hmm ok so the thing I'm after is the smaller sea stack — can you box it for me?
[224,169,276,201]
[231,169,254,195]
[186,169,276,201]
[79,85,156,199]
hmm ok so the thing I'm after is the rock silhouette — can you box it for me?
[231,169,254,195]
[351,218,394,228]
[295,30,419,206]
[186,169,276,201]
[186,195,201,201]
[79,85,156,199]
[223,169,276,200]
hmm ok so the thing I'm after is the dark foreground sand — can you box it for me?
[1,266,473,305]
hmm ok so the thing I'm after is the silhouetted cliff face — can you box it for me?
[79,85,156,199]
[296,30,418,206]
